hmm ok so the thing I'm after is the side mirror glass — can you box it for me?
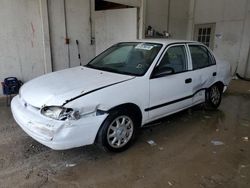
[153,67,174,78]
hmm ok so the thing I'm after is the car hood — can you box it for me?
[20,67,134,108]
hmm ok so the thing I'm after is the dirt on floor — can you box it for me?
[0,80,250,188]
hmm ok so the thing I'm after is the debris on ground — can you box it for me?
[158,147,164,151]
[241,137,249,142]
[241,123,249,127]
[65,163,76,167]
[238,164,249,174]
[25,168,34,179]
[211,140,225,146]
[240,164,247,168]
[240,120,249,127]
[204,115,211,119]
[168,181,173,186]
[147,140,157,146]
[216,128,220,132]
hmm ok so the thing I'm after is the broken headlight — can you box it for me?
[41,106,80,121]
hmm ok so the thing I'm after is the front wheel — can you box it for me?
[96,110,138,152]
[205,84,222,109]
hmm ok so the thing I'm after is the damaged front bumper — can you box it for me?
[11,96,108,150]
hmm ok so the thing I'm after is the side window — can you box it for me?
[158,45,188,74]
[189,45,215,70]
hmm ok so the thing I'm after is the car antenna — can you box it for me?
[76,40,82,66]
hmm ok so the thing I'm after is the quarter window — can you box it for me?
[158,45,188,74]
[189,45,215,70]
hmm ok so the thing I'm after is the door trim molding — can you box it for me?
[145,88,206,112]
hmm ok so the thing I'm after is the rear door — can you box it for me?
[148,44,193,121]
[187,44,217,104]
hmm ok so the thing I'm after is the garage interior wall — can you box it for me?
[1,0,250,96]
[145,0,189,39]
[95,8,138,54]
[48,0,95,71]
[192,0,250,76]
[145,0,250,76]
[0,0,47,95]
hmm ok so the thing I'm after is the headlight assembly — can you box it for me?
[41,106,80,121]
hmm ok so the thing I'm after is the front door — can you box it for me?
[148,44,193,121]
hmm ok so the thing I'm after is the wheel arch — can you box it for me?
[107,103,143,125]
[212,81,224,92]
[94,103,143,144]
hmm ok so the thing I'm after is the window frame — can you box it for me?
[188,44,216,71]
[151,44,190,79]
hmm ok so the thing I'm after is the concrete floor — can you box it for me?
[0,80,249,188]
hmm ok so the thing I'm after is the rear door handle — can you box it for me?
[213,72,217,76]
[185,78,192,84]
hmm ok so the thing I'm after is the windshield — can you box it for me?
[86,42,162,76]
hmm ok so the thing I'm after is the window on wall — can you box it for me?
[198,28,211,47]
[194,24,215,49]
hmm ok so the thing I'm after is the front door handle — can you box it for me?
[185,78,192,84]
[213,72,217,76]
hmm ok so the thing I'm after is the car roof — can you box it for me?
[133,39,198,45]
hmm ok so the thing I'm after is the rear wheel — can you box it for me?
[205,84,222,109]
[96,110,138,152]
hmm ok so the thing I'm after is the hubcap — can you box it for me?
[210,86,220,105]
[107,115,134,148]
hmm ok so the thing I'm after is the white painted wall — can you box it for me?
[237,0,250,77]
[48,0,69,71]
[1,0,250,98]
[48,0,95,71]
[0,0,46,95]
[145,0,189,39]
[193,0,250,75]
[95,8,137,54]
[145,0,169,33]
[168,0,190,39]
[65,0,95,66]
[145,0,250,76]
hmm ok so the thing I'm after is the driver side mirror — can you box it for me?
[152,67,174,78]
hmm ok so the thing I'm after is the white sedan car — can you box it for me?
[11,40,231,152]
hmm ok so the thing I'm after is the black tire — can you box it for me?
[205,84,222,109]
[96,109,139,152]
